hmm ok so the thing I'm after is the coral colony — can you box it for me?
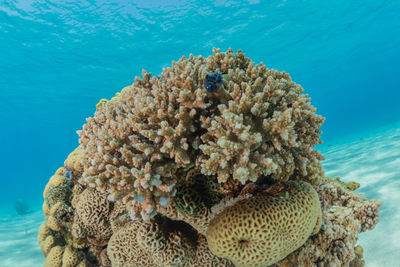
[39,48,380,267]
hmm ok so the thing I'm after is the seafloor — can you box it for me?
[1,125,399,267]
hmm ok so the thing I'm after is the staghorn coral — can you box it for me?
[38,48,381,267]
[206,180,322,267]
[77,47,325,220]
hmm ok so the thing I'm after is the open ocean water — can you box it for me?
[0,0,399,266]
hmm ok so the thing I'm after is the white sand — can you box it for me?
[322,127,400,267]
[0,210,44,266]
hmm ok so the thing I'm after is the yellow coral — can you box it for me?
[55,167,68,176]
[206,181,322,267]
[62,245,80,267]
[42,235,56,256]
[44,245,63,267]
[64,146,84,173]
[332,177,361,191]
[38,223,51,255]
[50,202,62,216]
[47,215,61,231]
[95,86,130,110]
[96,98,109,110]
[42,201,50,218]
[43,173,68,199]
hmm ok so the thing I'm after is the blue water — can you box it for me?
[0,0,399,266]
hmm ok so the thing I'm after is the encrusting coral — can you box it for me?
[38,48,381,267]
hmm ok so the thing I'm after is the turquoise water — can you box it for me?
[0,0,399,266]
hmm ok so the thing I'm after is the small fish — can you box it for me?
[63,166,73,179]
[204,72,223,92]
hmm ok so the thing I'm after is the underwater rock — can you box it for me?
[38,48,381,267]
[13,198,31,215]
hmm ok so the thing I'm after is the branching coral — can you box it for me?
[77,48,324,220]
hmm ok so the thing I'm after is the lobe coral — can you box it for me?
[38,48,381,267]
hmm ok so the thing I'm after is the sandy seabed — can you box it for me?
[0,210,44,266]
[321,127,400,267]
[1,127,399,267]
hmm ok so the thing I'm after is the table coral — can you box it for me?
[38,48,381,267]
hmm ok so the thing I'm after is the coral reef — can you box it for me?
[38,48,380,267]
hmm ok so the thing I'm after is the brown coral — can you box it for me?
[77,48,325,220]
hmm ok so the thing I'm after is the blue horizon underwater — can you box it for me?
[0,0,399,266]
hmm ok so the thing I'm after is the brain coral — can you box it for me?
[206,180,322,267]
[107,221,154,266]
[71,187,113,241]
[38,48,381,267]
[77,47,325,220]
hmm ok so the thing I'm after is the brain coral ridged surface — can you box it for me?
[38,48,381,267]
[206,180,322,267]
